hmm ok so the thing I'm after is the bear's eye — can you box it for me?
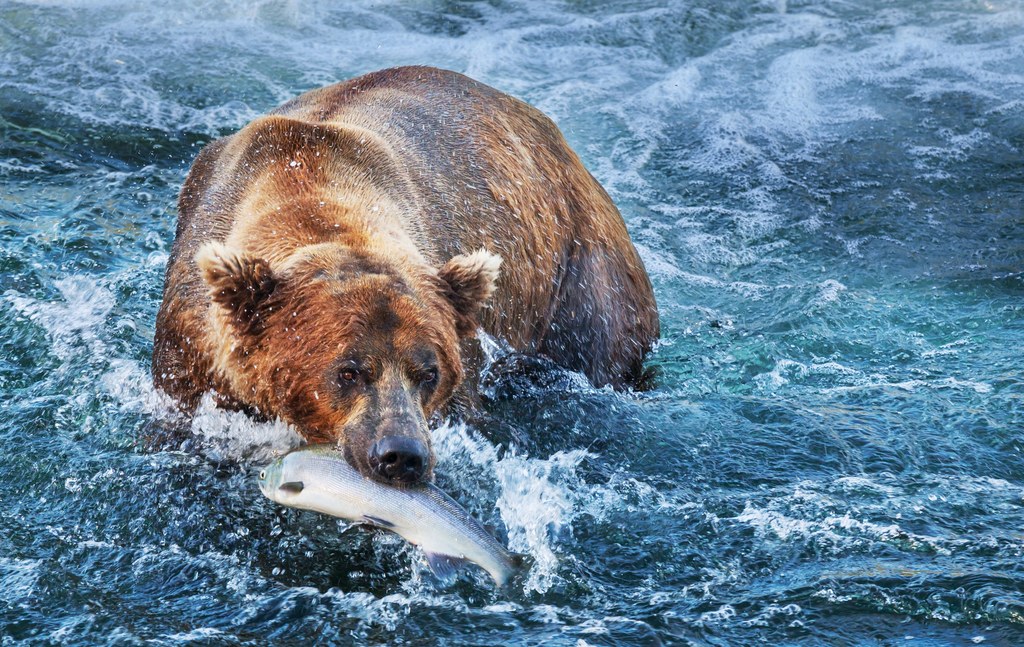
[419,367,439,388]
[338,368,360,385]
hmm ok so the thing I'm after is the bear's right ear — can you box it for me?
[196,241,278,336]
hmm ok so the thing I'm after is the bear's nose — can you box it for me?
[368,436,428,485]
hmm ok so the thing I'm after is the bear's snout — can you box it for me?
[368,436,429,485]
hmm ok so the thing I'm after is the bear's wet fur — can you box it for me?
[152,66,659,484]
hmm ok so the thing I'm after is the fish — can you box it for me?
[257,445,529,587]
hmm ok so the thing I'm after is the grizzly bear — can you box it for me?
[152,66,658,485]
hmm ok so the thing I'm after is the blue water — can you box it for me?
[2,0,1023,644]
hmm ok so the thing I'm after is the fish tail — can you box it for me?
[509,552,531,571]
[496,551,533,588]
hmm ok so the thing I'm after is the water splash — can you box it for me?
[431,421,590,594]
[189,393,303,464]
[5,276,115,363]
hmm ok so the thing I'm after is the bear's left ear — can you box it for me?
[437,249,502,337]
[196,241,279,337]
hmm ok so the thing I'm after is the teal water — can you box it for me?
[2,1,1023,644]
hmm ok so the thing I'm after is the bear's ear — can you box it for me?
[437,249,501,337]
[196,241,278,336]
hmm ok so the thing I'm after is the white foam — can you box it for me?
[755,355,866,390]
[7,275,187,425]
[634,64,701,114]
[742,603,802,628]
[730,472,1024,559]
[159,628,225,642]
[807,279,847,310]
[821,375,993,395]
[831,476,900,496]
[698,604,737,625]
[734,502,935,554]
[189,393,303,464]
[755,358,809,389]
[100,358,179,418]
[6,276,114,362]
[0,159,46,174]
[632,242,684,280]
[910,128,994,164]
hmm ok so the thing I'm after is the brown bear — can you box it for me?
[152,66,658,485]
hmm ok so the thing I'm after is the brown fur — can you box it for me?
[152,66,659,476]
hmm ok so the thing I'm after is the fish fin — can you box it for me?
[361,515,395,529]
[423,552,468,581]
[278,481,304,494]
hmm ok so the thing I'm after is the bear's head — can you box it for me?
[195,241,501,486]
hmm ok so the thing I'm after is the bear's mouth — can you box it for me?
[339,443,363,474]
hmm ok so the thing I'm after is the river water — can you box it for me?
[2,1,1023,644]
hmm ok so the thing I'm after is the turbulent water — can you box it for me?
[2,0,1023,644]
